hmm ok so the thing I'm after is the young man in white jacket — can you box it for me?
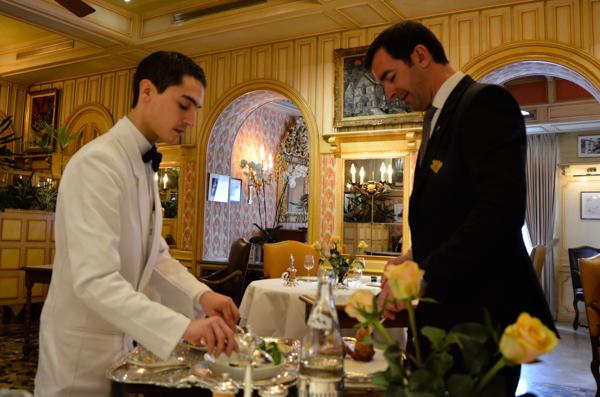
[35,51,239,396]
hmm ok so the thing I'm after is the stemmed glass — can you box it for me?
[304,255,315,280]
[353,257,365,287]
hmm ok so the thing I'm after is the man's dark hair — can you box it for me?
[131,51,207,108]
[365,21,449,71]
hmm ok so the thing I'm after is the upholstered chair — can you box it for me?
[263,240,319,279]
[568,246,600,329]
[578,254,600,396]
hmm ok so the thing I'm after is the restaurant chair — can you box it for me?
[568,246,600,329]
[578,254,600,395]
[530,244,546,279]
[198,238,251,306]
[263,240,319,279]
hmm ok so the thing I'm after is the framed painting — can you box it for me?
[581,192,600,219]
[207,173,230,203]
[578,135,600,157]
[23,88,58,151]
[333,46,422,128]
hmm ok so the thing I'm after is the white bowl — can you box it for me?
[204,351,285,381]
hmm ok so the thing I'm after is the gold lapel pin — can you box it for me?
[431,160,443,173]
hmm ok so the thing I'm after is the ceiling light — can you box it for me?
[521,110,530,115]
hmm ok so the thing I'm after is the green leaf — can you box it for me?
[417,297,440,305]
[383,343,406,380]
[360,334,389,350]
[371,370,390,388]
[450,323,488,344]
[447,374,475,397]
[424,351,453,378]
[421,326,446,350]
[407,369,434,391]
[461,338,490,375]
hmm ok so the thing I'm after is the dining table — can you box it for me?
[238,277,383,341]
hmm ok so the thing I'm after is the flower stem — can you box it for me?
[405,299,422,367]
[373,320,393,345]
[473,357,507,395]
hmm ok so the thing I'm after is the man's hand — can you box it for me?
[182,317,238,358]
[378,250,413,319]
[199,291,240,331]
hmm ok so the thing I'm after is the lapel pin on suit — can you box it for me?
[431,160,443,173]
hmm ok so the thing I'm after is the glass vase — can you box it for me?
[332,266,350,289]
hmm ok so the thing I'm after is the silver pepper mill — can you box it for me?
[283,254,299,287]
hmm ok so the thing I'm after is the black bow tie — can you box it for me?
[142,146,162,172]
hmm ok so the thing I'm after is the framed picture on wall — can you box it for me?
[23,88,58,152]
[578,135,600,157]
[333,46,422,128]
[207,173,230,203]
[581,191,600,219]
[230,177,242,203]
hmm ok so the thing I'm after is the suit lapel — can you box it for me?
[138,180,163,292]
[412,76,475,197]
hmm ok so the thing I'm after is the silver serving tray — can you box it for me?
[106,344,210,389]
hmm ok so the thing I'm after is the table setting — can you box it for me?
[106,329,386,395]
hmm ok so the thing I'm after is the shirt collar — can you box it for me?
[431,71,465,111]
[123,115,153,158]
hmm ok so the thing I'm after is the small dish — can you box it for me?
[204,351,285,381]
[194,361,298,390]
[179,339,208,351]
[126,349,186,368]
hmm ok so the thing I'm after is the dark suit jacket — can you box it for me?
[409,75,557,336]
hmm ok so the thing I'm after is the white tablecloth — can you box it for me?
[238,278,381,341]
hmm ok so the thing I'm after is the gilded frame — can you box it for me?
[333,46,421,128]
[23,88,58,151]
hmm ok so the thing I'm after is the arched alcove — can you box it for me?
[462,40,600,98]
[64,102,114,157]
[196,79,319,259]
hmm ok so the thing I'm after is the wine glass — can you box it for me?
[353,257,365,287]
[304,255,315,279]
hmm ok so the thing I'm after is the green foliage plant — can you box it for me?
[0,115,22,170]
[4,171,40,210]
[161,199,178,218]
[249,224,285,246]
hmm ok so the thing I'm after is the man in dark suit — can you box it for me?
[366,21,557,395]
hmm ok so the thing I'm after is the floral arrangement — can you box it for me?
[311,236,368,284]
[345,261,558,397]
[240,157,273,239]
[275,163,308,223]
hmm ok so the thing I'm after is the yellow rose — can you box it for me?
[330,235,340,244]
[311,241,321,250]
[357,241,368,251]
[344,290,376,323]
[499,312,558,364]
[384,261,425,301]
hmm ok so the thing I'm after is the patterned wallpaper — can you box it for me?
[203,90,292,258]
[229,108,295,246]
[182,162,195,250]
[319,155,338,249]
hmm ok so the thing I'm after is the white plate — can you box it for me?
[179,339,208,351]
[203,351,286,381]
[193,361,298,389]
[126,350,186,368]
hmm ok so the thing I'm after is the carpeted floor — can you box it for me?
[0,322,38,392]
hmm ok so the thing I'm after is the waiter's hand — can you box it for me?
[183,317,239,358]
[199,291,240,331]
[378,250,414,320]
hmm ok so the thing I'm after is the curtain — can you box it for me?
[525,133,558,318]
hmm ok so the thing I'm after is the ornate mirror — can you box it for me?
[342,157,405,256]
[156,166,180,247]
[275,118,309,224]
